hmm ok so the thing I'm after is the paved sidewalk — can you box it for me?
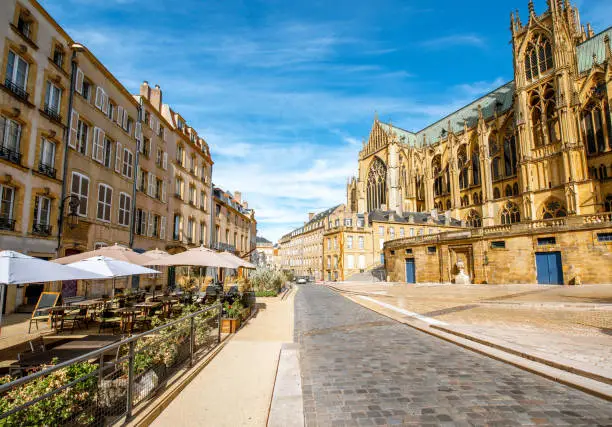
[152,291,295,427]
[327,281,612,383]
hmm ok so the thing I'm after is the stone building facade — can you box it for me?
[212,187,257,258]
[356,1,612,284]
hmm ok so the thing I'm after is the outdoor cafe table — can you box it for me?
[116,307,141,333]
[72,299,104,320]
[47,306,76,331]
[134,301,162,317]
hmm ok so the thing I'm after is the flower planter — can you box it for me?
[221,317,240,333]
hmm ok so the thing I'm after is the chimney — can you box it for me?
[150,84,163,112]
[234,191,242,203]
[140,81,150,99]
[308,212,315,221]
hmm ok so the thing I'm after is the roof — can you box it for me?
[577,27,612,74]
[256,236,272,244]
[368,210,463,227]
[378,123,418,146]
[282,205,343,239]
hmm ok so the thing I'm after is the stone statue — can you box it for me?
[454,259,471,285]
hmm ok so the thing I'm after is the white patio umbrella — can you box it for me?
[53,243,153,265]
[0,251,106,331]
[143,246,235,268]
[218,252,256,269]
[67,256,160,297]
[142,249,170,297]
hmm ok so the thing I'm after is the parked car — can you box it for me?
[296,277,307,284]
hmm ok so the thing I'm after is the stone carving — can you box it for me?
[454,259,471,284]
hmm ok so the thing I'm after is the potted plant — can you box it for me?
[221,301,243,333]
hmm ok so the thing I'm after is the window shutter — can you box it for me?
[161,181,167,203]
[69,110,79,148]
[115,142,122,173]
[75,68,84,94]
[135,122,142,142]
[147,212,153,237]
[122,109,128,130]
[163,128,167,142]
[95,87,102,109]
[160,216,166,240]
[117,106,124,125]
[148,173,153,196]
[98,130,105,162]
[162,152,168,170]
[92,127,99,160]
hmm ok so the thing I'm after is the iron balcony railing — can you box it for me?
[0,303,222,426]
[44,104,62,123]
[212,242,236,252]
[3,79,29,102]
[0,145,21,165]
[0,217,16,231]
[38,162,56,178]
[32,222,52,236]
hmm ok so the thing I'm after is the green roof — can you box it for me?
[378,123,418,146]
[577,27,612,74]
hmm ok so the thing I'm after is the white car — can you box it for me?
[296,278,307,284]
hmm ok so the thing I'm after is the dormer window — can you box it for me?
[525,35,553,81]
[52,46,64,68]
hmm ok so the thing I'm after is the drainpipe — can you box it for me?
[129,101,143,248]
[56,44,83,256]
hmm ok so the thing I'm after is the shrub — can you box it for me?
[249,269,287,293]
[255,290,278,297]
[223,301,243,319]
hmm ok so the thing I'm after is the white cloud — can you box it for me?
[420,34,486,49]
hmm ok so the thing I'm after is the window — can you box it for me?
[493,188,501,199]
[156,148,163,167]
[135,208,146,235]
[379,238,384,250]
[597,232,612,242]
[378,226,384,235]
[176,144,184,165]
[189,185,196,205]
[501,202,521,225]
[466,210,482,228]
[76,119,88,155]
[151,215,160,238]
[327,239,331,250]
[33,195,51,228]
[605,195,612,212]
[44,81,62,118]
[472,145,480,185]
[40,138,55,169]
[347,236,353,249]
[107,101,115,120]
[389,228,395,239]
[358,255,366,269]
[122,149,133,178]
[70,172,89,216]
[458,145,469,189]
[334,219,340,227]
[5,50,29,92]
[537,237,556,246]
[427,246,437,254]
[118,193,131,226]
[82,80,91,101]
[400,228,405,237]
[524,34,553,81]
[0,116,22,161]
[17,13,32,39]
[156,178,163,200]
[347,255,354,269]
[200,222,207,244]
[344,218,352,227]
[92,127,105,163]
[200,190,206,209]
[0,185,16,228]
[138,169,148,192]
[96,184,112,222]
[175,177,184,198]
[541,199,567,219]
[405,248,413,254]
[491,241,506,249]
[334,237,338,249]
[103,137,112,168]
[173,214,182,240]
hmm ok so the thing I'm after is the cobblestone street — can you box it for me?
[295,285,612,426]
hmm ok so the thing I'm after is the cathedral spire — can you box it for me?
[604,35,612,62]
[528,0,535,16]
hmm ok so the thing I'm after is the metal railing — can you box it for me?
[32,222,52,236]
[0,145,22,165]
[0,303,222,426]
[43,104,62,123]
[3,78,29,102]
[38,162,56,178]
[212,242,236,252]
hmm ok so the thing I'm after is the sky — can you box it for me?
[41,0,611,242]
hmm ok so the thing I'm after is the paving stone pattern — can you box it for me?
[295,285,612,427]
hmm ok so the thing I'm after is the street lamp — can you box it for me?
[61,194,81,230]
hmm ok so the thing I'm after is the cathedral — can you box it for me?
[347,0,612,285]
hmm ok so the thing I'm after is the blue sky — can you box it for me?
[41,0,611,242]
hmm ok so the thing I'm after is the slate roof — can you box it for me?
[368,210,463,227]
[256,236,272,244]
[577,26,612,74]
[282,205,343,239]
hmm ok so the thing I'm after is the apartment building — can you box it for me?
[212,187,256,258]
[163,105,213,254]
[132,82,171,252]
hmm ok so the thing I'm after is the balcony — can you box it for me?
[0,217,16,231]
[0,146,22,165]
[3,79,29,102]
[38,162,56,179]
[43,104,62,123]
[174,193,183,201]
[32,223,52,236]
[212,242,236,252]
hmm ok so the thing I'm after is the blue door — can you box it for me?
[405,259,416,283]
[536,252,563,284]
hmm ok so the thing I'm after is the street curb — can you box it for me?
[267,343,304,427]
[127,335,235,426]
[430,324,612,386]
[329,288,612,403]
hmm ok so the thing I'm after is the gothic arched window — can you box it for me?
[489,134,502,180]
[445,200,451,210]
[458,145,469,189]
[466,210,482,228]
[505,185,513,197]
[525,34,553,81]
[493,187,501,199]
[473,192,479,205]
[605,195,612,212]
[541,199,567,219]
[367,157,387,212]
[471,145,480,186]
[513,183,519,196]
[432,155,443,196]
[501,202,521,225]
[503,134,518,177]
[583,95,611,155]
[544,85,560,144]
